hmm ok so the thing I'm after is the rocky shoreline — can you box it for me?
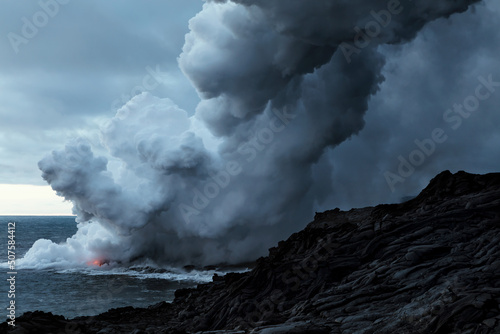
[3,170,500,333]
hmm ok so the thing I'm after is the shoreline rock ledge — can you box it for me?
[3,170,500,334]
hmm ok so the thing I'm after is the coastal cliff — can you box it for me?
[4,170,500,333]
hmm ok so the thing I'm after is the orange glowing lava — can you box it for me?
[87,259,103,267]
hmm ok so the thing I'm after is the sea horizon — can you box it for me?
[0,214,76,217]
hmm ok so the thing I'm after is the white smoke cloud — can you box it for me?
[21,0,480,268]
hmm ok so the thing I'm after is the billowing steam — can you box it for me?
[21,0,479,268]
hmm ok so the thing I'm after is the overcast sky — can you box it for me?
[1,0,499,215]
[0,1,204,214]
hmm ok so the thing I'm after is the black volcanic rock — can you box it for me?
[2,171,500,333]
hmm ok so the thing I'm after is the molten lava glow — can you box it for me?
[88,260,102,267]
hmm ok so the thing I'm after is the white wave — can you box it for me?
[56,265,249,283]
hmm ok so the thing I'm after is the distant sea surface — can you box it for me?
[0,216,233,319]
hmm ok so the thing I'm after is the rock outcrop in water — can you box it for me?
[3,170,500,333]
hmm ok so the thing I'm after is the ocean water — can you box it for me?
[0,216,237,319]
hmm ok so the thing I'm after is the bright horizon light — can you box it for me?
[0,184,74,216]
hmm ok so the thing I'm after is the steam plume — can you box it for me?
[22,0,479,267]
